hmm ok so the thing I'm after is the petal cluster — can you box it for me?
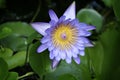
[31,1,95,68]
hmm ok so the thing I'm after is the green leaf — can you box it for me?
[6,72,18,80]
[102,0,113,7]
[0,27,12,39]
[6,51,26,70]
[0,48,26,70]
[0,22,35,51]
[27,32,42,44]
[113,0,120,21]
[29,42,51,77]
[111,66,120,80]
[0,58,8,80]
[0,22,35,36]
[85,41,104,79]
[45,52,92,80]
[58,74,76,80]
[0,48,13,58]
[29,43,92,80]
[99,23,120,80]
[77,9,103,33]
[45,60,92,80]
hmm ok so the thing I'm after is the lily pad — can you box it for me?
[77,9,103,33]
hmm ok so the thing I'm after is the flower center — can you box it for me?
[61,33,67,40]
[52,24,78,50]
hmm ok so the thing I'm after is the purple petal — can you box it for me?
[66,57,72,64]
[52,59,60,69]
[79,23,95,31]
[63,1,76,20]
[81,37,93,47]
[71,45,78,58]
[48,45,54,51]
[55,55,61,61]
[41,36,50,43]
[49,10,58,22]
[59,50,66,60]
[76,43,85,50]
[86,26,96,31]
[53,49,59,57]
[37,44,48,53]
[74,56,80,64]
[31,22,50,36]
[79,50,85,56]
[78,30,91,36]
[85,43,93,47]
[65,49,72,59]
[50,51,54,59]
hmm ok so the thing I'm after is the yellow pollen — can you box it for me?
[52,24,78,50]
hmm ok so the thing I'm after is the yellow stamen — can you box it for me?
[52,24,78,50]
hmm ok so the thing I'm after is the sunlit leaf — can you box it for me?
[0,48,13,58]
[0,27,12,39]
[6,51,26,70]
[0,22,35,51]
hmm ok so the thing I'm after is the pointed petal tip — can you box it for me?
[74,57,80,64]
[37,44,48,53]
[51,59,60,69]
[48,9,58,22]
[63,1,76,20]
[72,1,75,6]
[30,22,50,36]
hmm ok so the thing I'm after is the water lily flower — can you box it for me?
[31,1,95,68]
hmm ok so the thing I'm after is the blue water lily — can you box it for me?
[31,1,95,68]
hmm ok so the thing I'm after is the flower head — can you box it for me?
[31,2,95,68]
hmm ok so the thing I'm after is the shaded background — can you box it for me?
[0,0,106,23]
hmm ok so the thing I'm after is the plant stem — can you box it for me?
[30,0,41,22]
[18,72,34,79]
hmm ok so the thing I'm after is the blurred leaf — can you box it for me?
[29,41,51,77]
[0,22,35,36]
[45,59,92,80]
[29,43,92,80]
[113,0,120,21]
[85,41,104,79]
[111,66,120,80]
[102,0,113,7]
[77,9,103,33]
[6,72,18,80]
[58,74,76,80]
[0,22,35,51]
[0,35,28,51]
[0,48,13,58]
[0,58,8,80]
[0,27,12,39]
[6,51,26,70]
[0,0,6,8]
[99,23,120,80]
[27,32,41,44]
